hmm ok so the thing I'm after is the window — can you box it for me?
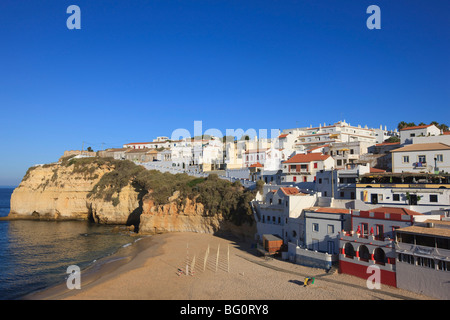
[327,224,334,234]
[278,199,282,205]
[337,159,342,166]
[312,223,319,232]
[340,191,345,198]
[410,133,415,137]
[361,223,369,236]
[293,176,297,182]
[402,156,409,163]
[314,162,318,169]
[430,194,438,202]
[393,194,400,201]
[436,154,443,162]
[418,155,426,163]
[350,149,354,154]
[376,225,384,239]
[318,178,322,184]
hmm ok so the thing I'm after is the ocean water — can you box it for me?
[0,187,140,300]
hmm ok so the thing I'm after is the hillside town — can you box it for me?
[73,120,450,299]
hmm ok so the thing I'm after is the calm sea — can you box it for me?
[0,187,141,300]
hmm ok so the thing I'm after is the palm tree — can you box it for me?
[397,121,408,131]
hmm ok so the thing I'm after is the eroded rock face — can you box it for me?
[139,196,221,234]
[7,161,256,239]
[88,183,141,225]
[9,163,105,220]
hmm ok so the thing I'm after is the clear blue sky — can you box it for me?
[0,0,449,186]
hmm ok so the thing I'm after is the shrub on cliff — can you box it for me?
[69,157,257,225]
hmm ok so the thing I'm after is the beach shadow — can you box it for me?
[126,183,148,232]
[288,280,305,287]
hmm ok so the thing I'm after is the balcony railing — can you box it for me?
[413,162,427,169]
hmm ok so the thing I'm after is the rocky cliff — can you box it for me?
[6,157,257,238]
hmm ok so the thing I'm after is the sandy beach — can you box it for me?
[26,231,433,301]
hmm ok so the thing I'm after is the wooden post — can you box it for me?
[186,243,189,276]
[203,244,209,272]
[191,255,196,276]
[227,244,230,273]
[215,244,220,272]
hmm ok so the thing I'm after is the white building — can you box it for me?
[282,121,387,152]
[303,207,352,255]
[315,163,371,199]
[399,124,441,145]
[395,220,450,300]
[391,142,450,173]
[281,153,334,183]
[123,139,181,150]
[253,187,317,244]
[355,174,450,214]
[244,147,289,170]
[323,141,373,170]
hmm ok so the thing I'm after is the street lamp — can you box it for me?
[434,157,438,174]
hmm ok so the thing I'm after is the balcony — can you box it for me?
[289,169,310,174]
[413,162,427,169]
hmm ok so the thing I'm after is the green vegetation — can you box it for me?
[397,121,449,132]
[62,157,257,226]
[384,136,400,143]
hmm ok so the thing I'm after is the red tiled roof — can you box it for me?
[249,162,263,168]
[399,125,432,131]
[283,153,330,163]
[313,207,351,214]
[367,207,422,216]
[278,134,289,138]
[443,131,450,135]
[279,187,300,195]
[370,168,386,173]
